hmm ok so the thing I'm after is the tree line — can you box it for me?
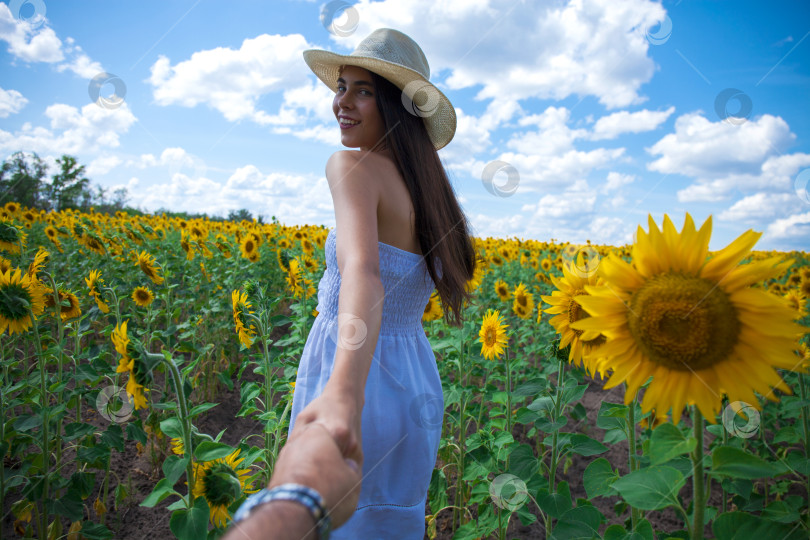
[0,151,130,215]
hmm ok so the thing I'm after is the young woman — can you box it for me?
[288,28,477,538]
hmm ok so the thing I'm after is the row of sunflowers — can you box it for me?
[0,201,808,539]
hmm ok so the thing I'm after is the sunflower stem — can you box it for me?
[721,418,728,514]
[628,397,640,530]
[153,352,194,507]
[691,407,705,540]
[799,373,810,527]
[31,309,49,540]
[506,347,512,445]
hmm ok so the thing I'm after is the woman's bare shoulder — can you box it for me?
[325,150,393,187]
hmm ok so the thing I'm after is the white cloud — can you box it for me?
[603,171,636,192]
[0,4,63,63]
[648,113,794,180]
[717,192,803,222]
[86,155,122,177]
[0,102,136,156]
[764,211,810,248]
[127,164,333,225]
[149,33,314,123]
[590,106,675,140]
[0,87,28,117]
[57,40,104,78]
[338,0,663,108]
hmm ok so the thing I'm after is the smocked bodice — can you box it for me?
[314,228,436,334]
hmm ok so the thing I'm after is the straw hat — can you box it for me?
[303,28,456,150]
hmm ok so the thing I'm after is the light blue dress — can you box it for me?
[288,228,444,540]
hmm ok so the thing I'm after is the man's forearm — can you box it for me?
[224,500,318,540]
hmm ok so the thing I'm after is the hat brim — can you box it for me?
[303,49,456,150]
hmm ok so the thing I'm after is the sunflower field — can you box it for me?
[0,202,809,540]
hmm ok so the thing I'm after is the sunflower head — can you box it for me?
[231,290,256,348]
[478,308,509,361]
[512,283,535,320]
[136,251,164,285]
[0,268,46,334]
[494,279,510,302]
[422,291,444,322]
[132,286,155,308]
[45,287,81,322]
[193,449,256,528]
[573,213,805,424]
[112,321,152,409]
[0,219,26,254]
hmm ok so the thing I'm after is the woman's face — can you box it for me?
[333,65,387,152]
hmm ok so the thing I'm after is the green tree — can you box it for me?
[0,151,48,208]
[48,155,90,211]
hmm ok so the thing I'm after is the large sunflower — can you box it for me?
[193,449,256,528]
[0,268,46,334]
[231,290,257,348]
[479,309,509,361]
[572,213,805,424]
[136,251,164,285]
[112,321,149,409]
[239,235,258,260]
[285,258,315,298]
[541,252,606,376]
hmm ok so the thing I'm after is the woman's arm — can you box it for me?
[291,150,384,465]
[323,150,385,409]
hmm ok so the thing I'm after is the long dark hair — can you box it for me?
[369,71,476,326]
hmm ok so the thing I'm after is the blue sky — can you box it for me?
[1,0,809,251]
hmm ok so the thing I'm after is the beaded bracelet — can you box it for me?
[232,483,331,539]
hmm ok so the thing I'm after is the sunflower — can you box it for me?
[4,202,19,214]
[479,309,509,361]
[422,291,444,322]
[132,286,155,308]
[302,253,320,273]
[239,236,258,260]
[541,258,553,272]
[572,213,805,424]
[193,449,256,528]
[180,231,195,261]
[136,251,164,285]
[512,283,535,320]
[494,279,510,302]
[27,247,49,279]
[231,290,257,348]
[0,219,26,254]
[465,257,486,294]
[85,269,110,314]
[541,252,606,376]
[112,321,149,409]
[0,256,12,274]
[46,287,81,321]
[490,253,504,267]
[170,437,184,456]
[285,258,315,298]
[783,289,807,319]
[800,277,810,301]
[0,268,46,334]
[81,232,106,256]
[301,238,314,255]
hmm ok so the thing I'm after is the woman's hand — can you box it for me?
[269,422,362,529]
[291,385,364,472]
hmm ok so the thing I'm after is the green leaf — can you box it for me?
[597,402,628,431]
[711,447,785,480]
[552,505,605,539]
[52,489,84,521]
[560,381,588,406]
[63,422,96,441]
[77,445,110,468]
[77,522,114,539]
[648,423,696,465]
[126,422,148,445]
[163,455,190,485]
[141,477,180,508]
[507,444,540,480]
[170,496,210,540]
[760,500,800,523]
[512,379,547,398]
[583,458,618,499]
[611,466,685,511]
[713,511,808,540]
[189,402,219,418]
[536,481,572,518]
[100,424,125,453]
[558,433,608,456]
[160,417,184,439]
[69,471,96,499]
[194,441,235,462]
[14,413,42,432]
[603,519,655,540]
